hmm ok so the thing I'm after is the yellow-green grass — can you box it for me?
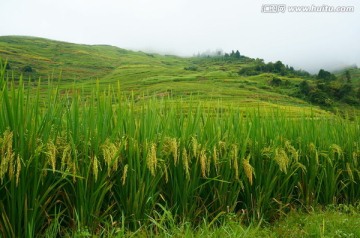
[66,205,360,237]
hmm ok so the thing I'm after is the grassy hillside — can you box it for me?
[1,36,360,237]
[0,35,146,81]
[0,36,358,116]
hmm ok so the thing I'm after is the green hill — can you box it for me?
[0,35,358,116]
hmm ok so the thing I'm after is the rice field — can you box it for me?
[0,64,360,237]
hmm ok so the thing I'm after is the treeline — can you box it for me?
[238,59,310,77]
[297,69,360,107]
[237,58,360,107]
[195,49,247,61]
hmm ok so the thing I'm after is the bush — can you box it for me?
[309,89,331,106]
[184,65,198,71]
[299,80,311,95]
[270,77,282,87]
[343,96,359,105]
[238,67,259,76]
[22,65,33,73]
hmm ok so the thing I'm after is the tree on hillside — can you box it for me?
[265,62,274,73]
[235,50,241,59]
[335,83,352,100]
[299,80,311,95]
[274,61,286,75]
[309,89,331,106]
[345,70,351,82]
[317,69,336,81]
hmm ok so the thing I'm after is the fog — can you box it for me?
[1,0,359,73]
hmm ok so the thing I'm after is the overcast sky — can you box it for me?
[1,0,359,72]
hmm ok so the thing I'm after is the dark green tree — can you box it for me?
[299,80,311,95]
[309,89,330,106]
[317,69,335,81]
[274,61,286,75]
[265,62,274,73]
[235,50,241,59]
[345,70,351,82]
[336,83,352,99]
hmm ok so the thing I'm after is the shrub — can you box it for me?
[22,65,33,72]
[184,65,198,71]
[270,77,282,87]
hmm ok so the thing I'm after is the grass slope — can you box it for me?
[0,35,350,116]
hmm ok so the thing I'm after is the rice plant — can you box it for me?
[0,61,359,237]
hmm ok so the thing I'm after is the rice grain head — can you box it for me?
[200,149,207,178]
[101,139,118,175]
[213,146,218,173]
[8,153,14,180]
[112,141,123,172]
[218,141,226,154]
[122,164,128,185]
[274,148,289,174]
[182,148,190,181]
[285,140,298,161]
[191,137,198,158]
[46,141,57,172]
[93,155,99,182]
[16,155,21,187]
[243,155,254,185]
[309,143,316,153]
[261,146,272,159]
[330,144,343,159]
[163,137,178,165]
[147,143,157,176]
[171,138,178,165]
[231,145,239,178]
[308,143,319,165]
[61,144,71,171]
[0,130,14,183]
